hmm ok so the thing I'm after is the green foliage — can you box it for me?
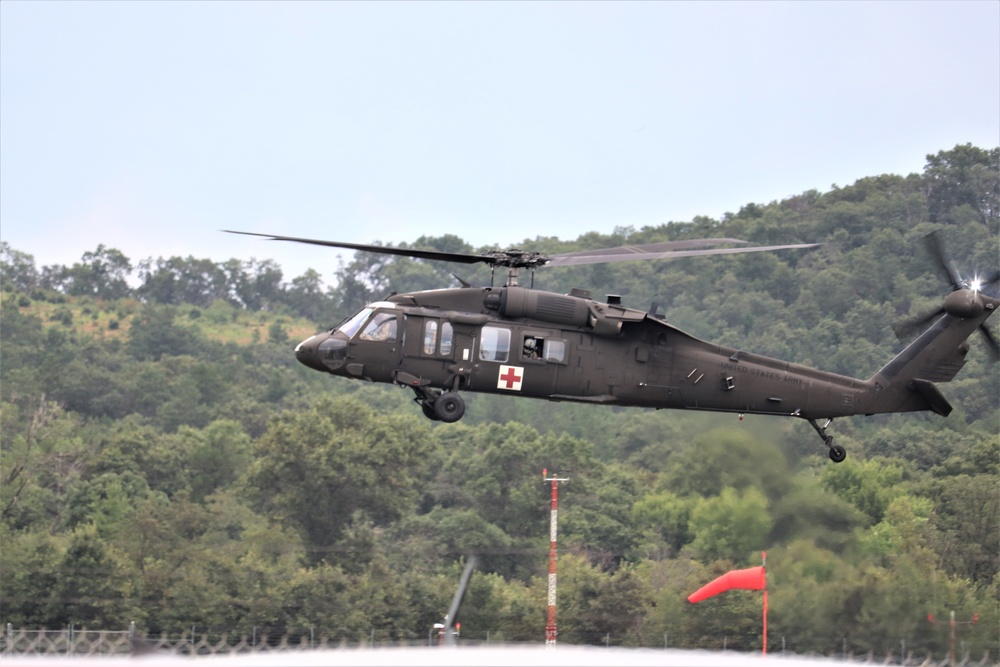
[244,397,434,563]
[688,487,772,562]
[127,306,206,361]
[820,458,906,524]
[660,428,792,500]
[50,524,143,628]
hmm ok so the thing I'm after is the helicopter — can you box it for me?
[227,230,998,463]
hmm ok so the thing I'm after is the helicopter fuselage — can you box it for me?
[294,284,977,429]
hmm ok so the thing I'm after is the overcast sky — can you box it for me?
[2,1,998,282]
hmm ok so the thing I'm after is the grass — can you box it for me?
[10,294,321,347]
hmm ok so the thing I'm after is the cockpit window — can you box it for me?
[360,312,397,342]
[338,303,397,340]
[339,308,374,338]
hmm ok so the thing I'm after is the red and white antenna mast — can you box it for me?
[543,469,569,647]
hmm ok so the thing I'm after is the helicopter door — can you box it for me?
[471,325,565,396]
[347,310,402,382]
[399,318,457,382]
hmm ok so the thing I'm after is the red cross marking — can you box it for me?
[499,366,522,389]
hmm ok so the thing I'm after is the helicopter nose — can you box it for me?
[294,334,324,371]
[295,332,348,373]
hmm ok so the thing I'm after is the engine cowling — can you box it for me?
[498,286,591,326]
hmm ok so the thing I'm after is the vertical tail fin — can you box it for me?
[867,292,998,416]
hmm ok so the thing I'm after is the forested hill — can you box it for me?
[1,144,997,658]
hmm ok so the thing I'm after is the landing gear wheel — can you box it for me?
[807,418,847,463]
[433,392,465,423]
[421,402,440,421]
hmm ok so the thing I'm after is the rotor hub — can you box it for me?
[942,289,985,319]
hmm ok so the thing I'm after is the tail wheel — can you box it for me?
[434,392,465,423]
[808,418,847,463]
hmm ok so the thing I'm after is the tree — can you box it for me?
[182,421,252,503]
[127,305,205,361]
[0,242,39,293]
[689,488,772,563]
[48,524,143,628]
[228,258,284,311]
[768,482,865,553]
[284,268,336,322]
[244,397,433,563]
[924,144,1000,230]
[136,256,231,307]
[57,246,133,300]
[552,553,650,646]
[0,529,65,626]
[631,491,694,559]
[820,457,905,524]
[660,429,791,501]
[930,475,999,588]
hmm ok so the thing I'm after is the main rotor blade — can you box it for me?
[545,242,820,267]
[223,230,489,265]
[226,230,819,270]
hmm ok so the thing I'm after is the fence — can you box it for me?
[2,627,997,665]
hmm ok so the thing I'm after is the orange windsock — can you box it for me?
[687,566,765,603]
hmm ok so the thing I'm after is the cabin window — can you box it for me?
[422,320,454,356]
[359,312,397,342]
[479,326,511,362]
[544,339,566,363]
[523,335,566,364]
[441,322,454,356]
[523,336,542,360]
[423,321,438,355]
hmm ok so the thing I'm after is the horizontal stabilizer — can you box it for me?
[909,379,953,417]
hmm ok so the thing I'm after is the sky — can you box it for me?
[2,1,998,283]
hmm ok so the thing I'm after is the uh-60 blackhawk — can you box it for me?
[228,230,998,463]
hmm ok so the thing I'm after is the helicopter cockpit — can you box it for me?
[339,302,399,342]
[295,302,398,373]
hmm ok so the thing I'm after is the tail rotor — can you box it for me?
[893,231,999,360]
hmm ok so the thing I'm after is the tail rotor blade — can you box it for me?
[978,269,1000,290]
[978,324,1000,362]
[922,232,964,290]
[894,307,945,340]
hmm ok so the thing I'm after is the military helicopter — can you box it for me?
[227,230,998,462]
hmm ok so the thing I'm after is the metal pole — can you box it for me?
[762,551,768,657]
[929,608,978,666]
[444,556,477,647]
[543,470,569,648]
[950,611,955,667]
